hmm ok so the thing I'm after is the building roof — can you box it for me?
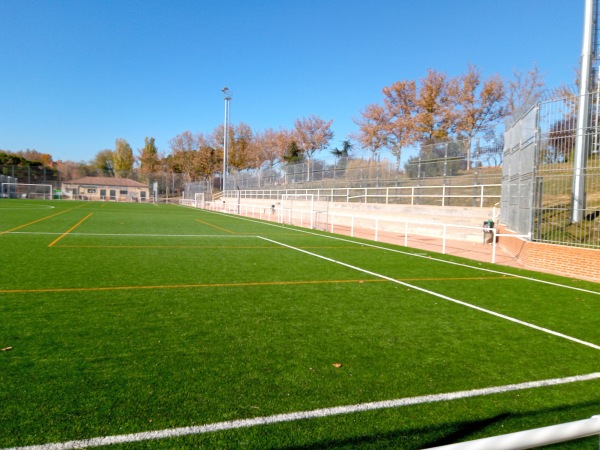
[65,176,148,188]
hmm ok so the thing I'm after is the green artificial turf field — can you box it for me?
[1,199,599,449]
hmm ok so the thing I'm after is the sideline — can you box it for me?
[0,205,54,210]
[6,372,600,450]
[207,210,600,296]
[259,236,600,351]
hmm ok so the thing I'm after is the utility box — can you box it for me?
[483,220,495,244]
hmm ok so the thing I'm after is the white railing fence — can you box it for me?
[225,184,501,208]
[198,201,505,264]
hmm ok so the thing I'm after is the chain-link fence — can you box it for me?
[502,94,600,248]
[218,139,501,193]
[0,165,61,187]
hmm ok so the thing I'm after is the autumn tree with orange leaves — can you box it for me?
[449,65,506,168]
[357,65,508,174]
[293,115,334,180]
[355,80,418,173]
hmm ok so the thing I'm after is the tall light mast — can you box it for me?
[222,87,232,191]
[572,0,599,222]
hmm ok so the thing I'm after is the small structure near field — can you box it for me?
[62,176,150,202]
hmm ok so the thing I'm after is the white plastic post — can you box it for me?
[442,224,447,254]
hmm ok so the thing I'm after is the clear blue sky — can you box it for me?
[0,0,584,164]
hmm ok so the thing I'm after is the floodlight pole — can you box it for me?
[222,87,232,192]
[572,0,595,223]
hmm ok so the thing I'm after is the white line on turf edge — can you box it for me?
[4,231,248,238]
[258,236,600,351]
[206,209,600,296]
[5,372,600,450]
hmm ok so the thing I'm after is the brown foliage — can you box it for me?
[293,115,334,160]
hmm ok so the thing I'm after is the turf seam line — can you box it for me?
[207,210,600,297]
[6,372,600,450]
[258,236,600,351]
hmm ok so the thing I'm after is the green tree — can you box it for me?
[137,137,161,180]
[90,149,114,176]
[282,141,304,163]
[114,138,134,178]
[331,140,353,159]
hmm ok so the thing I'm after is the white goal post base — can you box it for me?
[1,183,54,199]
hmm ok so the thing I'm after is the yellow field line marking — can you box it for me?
[48,213,94,247]
[0,276,514,295]
[0,279,383,294]
[195,219,236,234]
[54,245,289,249]
[52,245,363,249]
[0,209,73,235]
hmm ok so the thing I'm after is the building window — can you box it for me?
[88,189,96,194]
[120,190,128,195]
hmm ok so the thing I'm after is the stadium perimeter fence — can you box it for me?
[503,93,600,248]
[215,184,501,209]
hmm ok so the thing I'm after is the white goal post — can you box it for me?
[281,193,315,228]
[1,183,53,200]
[179,192,205,209]
[195,192,205,208]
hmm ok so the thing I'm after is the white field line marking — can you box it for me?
[258,236,600,351]
[6,372,600,450]
[206,210,600,297]
[3,231,249,238]
[0,205,55,210]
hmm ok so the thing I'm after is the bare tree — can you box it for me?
[293,115,334,180]
[506,64,546,123]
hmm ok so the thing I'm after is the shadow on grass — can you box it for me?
[279,399,600,450]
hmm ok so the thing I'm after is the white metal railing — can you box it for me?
[425,415,600,449]
[224,184,501,208]
[200,201,504,264]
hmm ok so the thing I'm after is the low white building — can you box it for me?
[62,176,150,202]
